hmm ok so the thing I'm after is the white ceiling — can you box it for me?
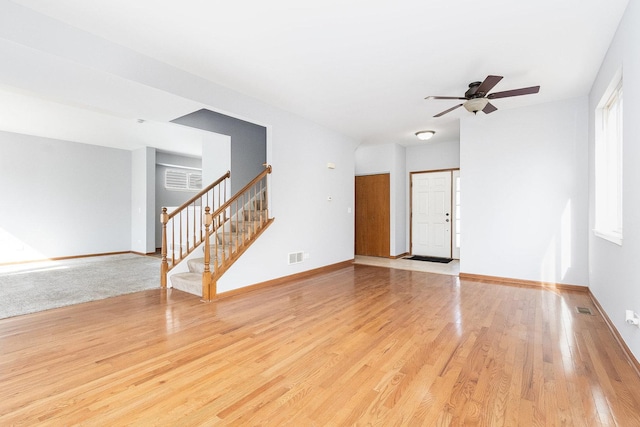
[3,0,630,150]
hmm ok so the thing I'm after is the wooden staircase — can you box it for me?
[160,166,273,301]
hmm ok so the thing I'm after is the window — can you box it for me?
[165,169,202,191]
[595,75,623,245]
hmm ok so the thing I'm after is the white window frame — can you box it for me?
[594,74,623,245]
[165,169,202,192]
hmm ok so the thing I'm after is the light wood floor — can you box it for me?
[1,265,639,426]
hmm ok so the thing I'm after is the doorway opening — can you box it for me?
[410,169,460,259]
[355,173,390,257]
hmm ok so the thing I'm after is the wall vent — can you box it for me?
[576,306,594,315]
[288,252,304,265]
[165,169,202,191]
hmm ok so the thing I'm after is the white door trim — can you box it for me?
[410,170,455,258]
[452,170,461,259]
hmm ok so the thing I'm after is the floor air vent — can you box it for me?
[288,252,303,265]
[576,306,594,315]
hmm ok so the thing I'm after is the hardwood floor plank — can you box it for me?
[1,265,639,425]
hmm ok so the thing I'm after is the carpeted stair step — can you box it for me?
[230,220,260,234]
[219,218,261,233]
[252,198,267,210]
[187,255,235,274]
[243,209,265,222]
[170,272,202,297]
[187,257,206,274]
[216,231,250,246]
[202,245,231,258]
[189,246,233,274]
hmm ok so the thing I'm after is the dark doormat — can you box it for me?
[404,255,453,263]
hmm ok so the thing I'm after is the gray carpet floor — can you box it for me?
[0,253,160,319]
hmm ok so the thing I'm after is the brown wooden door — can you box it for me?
[355,174,390,257]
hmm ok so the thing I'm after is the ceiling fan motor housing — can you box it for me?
[465,81,483,98]
[427,75,539,117]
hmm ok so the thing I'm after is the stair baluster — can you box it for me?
[167,165,273,300]
[202,207,213,301]
[162,166,273,300]
[160,171,231,287]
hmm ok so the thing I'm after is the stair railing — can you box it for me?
[202,165,273,300]
[160,171,230,287]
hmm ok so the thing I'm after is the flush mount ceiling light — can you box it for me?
[415,130,435,140]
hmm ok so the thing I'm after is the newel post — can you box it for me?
[160,207,169,288]
[202,207,213,301]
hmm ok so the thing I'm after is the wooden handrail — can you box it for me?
[160,170,231,287]
[159,165,273,298]
[210,166,271,219]
[167,170,230,220]
[201,165,273,300]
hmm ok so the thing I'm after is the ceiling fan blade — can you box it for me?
[488,86,540,99]
[482,102,498,114]
[425,96,467,100]
[434,104,463,117]
[476,75,503,95]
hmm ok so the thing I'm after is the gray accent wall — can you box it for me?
[172,109,266,194]
[155,152,203,247]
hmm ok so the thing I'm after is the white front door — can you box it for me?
[411,171,452,258]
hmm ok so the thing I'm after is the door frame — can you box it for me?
[451,170,461,259]
[355,173,391,257]
[409,168,460,259]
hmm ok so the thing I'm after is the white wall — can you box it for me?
[588,1,640,360]
[10,6,356,290]
[219,120,355,292]
[202,133,231,184]
[131,147,155,254]
[460,97,589,287]
[355,140,460,256]
[405,138,460,173]
[0,4,358,290]
[0,131,131,262]
[355,143,406,256]
[405,138,460,255]
[393,144,407,255]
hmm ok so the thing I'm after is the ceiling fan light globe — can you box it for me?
[463,98,489,113]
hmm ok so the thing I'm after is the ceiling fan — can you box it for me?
[426,75,540,117]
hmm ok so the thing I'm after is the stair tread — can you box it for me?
[167,216,274,299]
[172,272,201,279]
[170,272,202,297]
[187,258,205,274]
